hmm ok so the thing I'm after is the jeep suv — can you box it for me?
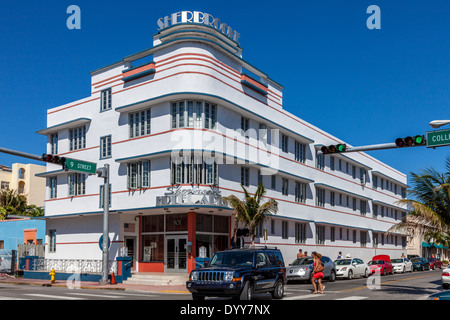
[186,247,286,300]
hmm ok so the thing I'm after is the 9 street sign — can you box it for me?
[65,158,97,174]
[426,129,450,148]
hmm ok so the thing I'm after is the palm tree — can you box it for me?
[223,183,278,246]
[0,189,28,219]
[388,156,450,246]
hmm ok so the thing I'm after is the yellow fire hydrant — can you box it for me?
[49,268,55,284]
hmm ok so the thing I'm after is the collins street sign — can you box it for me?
[65,158,97,174]
[426,129,450,148]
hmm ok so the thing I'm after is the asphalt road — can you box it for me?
[0,268,444,301]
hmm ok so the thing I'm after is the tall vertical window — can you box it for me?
[241,116,249,137]
[330,227,335,242]
[170,156,217,185]
[100,135,112,159]
[259,123,271,145]
[295,181,306,203]
[295,222,306,244]
[294,141,306,163]
[50,133,58,154]
[49,177,57,199]
[100,88,112,112]
[360,168,366,185]
[281,134,288,153]
[316,154,324,170]
[68,173,86,196]
[241,167,249,187]
[129,108,151,138]
[69,126,86,151]
[281,178,289,196]
[360,200,367,216]
[330,191,335,206]
[330,156,335,171]
[316,188,325,207]
[171,100,217,130]
[49,229,56,253]
[316,225,325,244]
[360,231,367,247]
[127,161,150,189]
[282,221,288,239]
[271,175,276,189]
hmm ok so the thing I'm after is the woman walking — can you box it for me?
[311,251,325,294]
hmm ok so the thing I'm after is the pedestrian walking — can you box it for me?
[311,251,325,294]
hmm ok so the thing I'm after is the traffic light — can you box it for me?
[321,144,347,154]
[395,135,425,147]
[42,154,66,166]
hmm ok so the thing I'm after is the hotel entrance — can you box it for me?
[165,235,188,272]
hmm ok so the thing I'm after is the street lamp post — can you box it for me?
[429,120,450,129]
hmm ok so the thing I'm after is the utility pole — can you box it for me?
[97,164,110,284]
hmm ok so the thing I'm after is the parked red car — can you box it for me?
[368,255,393,276]
[428,258,442,270]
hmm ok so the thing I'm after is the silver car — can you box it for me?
[287,256,336,283]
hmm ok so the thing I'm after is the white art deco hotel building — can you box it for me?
[37,11,408,275]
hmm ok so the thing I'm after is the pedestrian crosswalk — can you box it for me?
[0,290,159,300]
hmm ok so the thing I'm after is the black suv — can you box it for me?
[186,247,286,300]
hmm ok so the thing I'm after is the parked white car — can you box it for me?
[334,258,369,279]
[391,258,413,273]
[442,267,450,289]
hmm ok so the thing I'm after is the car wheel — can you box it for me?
[240,281,253,300]
[329,270,336,282]
[347,270,353,280]
[443,283,449,289]
[403,266,406,273]
[363,268,369,278]
[382,268,386,276]
[192,294,205,301]
[272,279,285,299]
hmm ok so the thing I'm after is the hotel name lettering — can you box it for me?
[157,11,241,44]
[156,186,228,207]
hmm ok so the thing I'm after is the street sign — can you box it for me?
[65,158,97,174]
[426,129,450,148]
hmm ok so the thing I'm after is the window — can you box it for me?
[316,225,325,244]
[50,133,58,154]
[360,168,366,185]
[69,126,86,151]
[170,156,217,185]
[1,181,9,190]
[100,135,112,159]
[373,176,378,189]
[49,229,56,253]
[171,100,217,130]
[330,156,335,171]
[68,173,86,196]
[360,231,367,247]
[295,222,306,244]
[100,88,112,112]
[353,230,357,244]
[271,175,276,189]
[281,178,289,196]
[129,108,151,138]
[259,123,271,145]
[271,219,275,235]
[360,200,367,216]
[316,188,325,207]
[49,177,57,199]
[241,167,249,187]
[373,204,378,218]
[281,134,288,153]
[294,141,306,163]
[330,227,335,242]
[352,197,357,211]
[330,191,335,207]
[295,181,307,203]
[241,116,249,137]
[127,161,150,189]
[352,165,356,179]
[316,154,324,170]
[257,169,263,186]
[282,221,288,239]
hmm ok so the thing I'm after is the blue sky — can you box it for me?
[0,0,449,184]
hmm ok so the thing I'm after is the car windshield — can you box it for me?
[291,257,314,266]
[210,251,254,267]
[411,258,421,262]
[391,259,403,263]
[335,259,351,265]
[368,260,384,265]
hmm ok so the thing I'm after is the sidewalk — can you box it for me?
[0,276,189,294]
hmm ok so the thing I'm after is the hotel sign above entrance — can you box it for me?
[157,11,241,44]
[156,186,228,207]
